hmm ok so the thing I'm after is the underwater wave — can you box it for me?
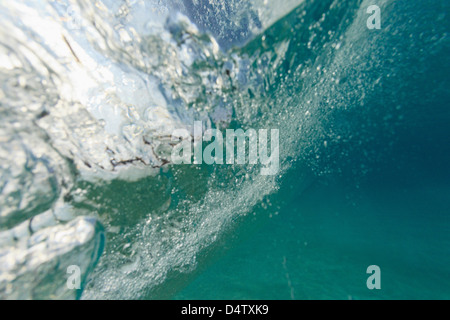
[0,0,448,299]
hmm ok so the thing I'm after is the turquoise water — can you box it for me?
[173,0,450,300]
[175,173,450,299]
[0,0,449,299]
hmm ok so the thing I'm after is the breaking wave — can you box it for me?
[0,0,448,299]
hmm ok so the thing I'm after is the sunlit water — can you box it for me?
[0,0,448,299]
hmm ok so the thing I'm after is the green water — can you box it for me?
[175,173,450,300]
[171,0,450,300]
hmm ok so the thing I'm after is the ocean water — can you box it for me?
[0,0,449,299]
